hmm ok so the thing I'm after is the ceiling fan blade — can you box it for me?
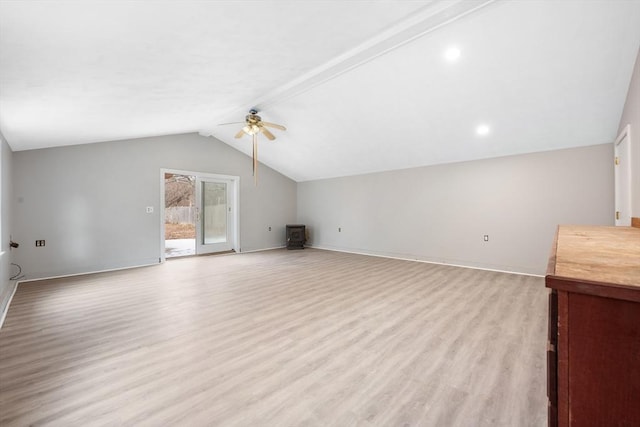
[261,122,286,131]
[261,127,276,140]
[218,121,245,126]
[234,129,246,139]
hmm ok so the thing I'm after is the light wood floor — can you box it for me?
[0,249,547,426]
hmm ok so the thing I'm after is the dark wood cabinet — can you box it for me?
[546,225,640,427]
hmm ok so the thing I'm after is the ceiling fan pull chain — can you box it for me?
[253,134,258,186]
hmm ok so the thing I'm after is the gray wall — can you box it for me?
[298,144,613,275]
[1,134,15,318]
[12,133,297,279]
[618,47,640,217]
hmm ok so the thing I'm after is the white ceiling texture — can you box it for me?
[1,0,639,182]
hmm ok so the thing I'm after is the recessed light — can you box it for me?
[444,46,461,62]
[476,124,490,136]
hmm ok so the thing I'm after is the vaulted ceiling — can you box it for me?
[1,0,639,181]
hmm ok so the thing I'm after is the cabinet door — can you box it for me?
[547,290,558,427]
[567,293,640,425]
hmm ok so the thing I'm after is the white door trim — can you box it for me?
[160,168,240,262]
[614,125,632,226]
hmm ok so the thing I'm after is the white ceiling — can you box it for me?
[1,0,639,182]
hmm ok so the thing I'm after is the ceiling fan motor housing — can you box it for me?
[246,113,261,124]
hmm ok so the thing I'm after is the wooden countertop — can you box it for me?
[549,225,640,289]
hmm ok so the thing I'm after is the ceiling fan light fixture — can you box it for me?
[243,124,260,135]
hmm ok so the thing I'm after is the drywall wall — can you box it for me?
[12,133,297,279]
[618,47,640,217]
[298,144,613,275]
[0,133,15,318]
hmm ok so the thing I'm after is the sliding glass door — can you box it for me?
[162,170,238,260]
[195,177,235,254]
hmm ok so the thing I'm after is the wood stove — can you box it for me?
[286,224,306,249]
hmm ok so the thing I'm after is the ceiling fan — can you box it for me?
[219,109,286,184]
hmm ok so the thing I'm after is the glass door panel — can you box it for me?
[196,178,234,254]
[202,182,227,244]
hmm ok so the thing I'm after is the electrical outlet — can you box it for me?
[35,240,46,247]
[483,235,489,242]
[338,227,342,232]
[146,206,154,213]
[268,226,272,231]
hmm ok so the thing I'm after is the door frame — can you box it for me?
[160,168,240,262]
[614,125,632,226]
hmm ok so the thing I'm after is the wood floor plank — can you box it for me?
[0,249,547,426]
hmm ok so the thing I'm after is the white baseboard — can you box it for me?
[16,261,160,284]
[240,246,286,253]
[0,281,19,330]
[306,244,543,278]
